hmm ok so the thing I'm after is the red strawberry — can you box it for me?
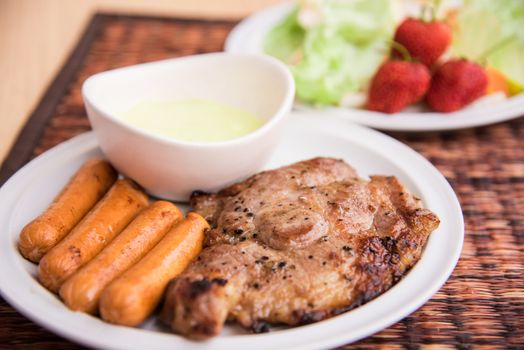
[426,59,488,112]
[367,61,431,114]
[393,18,452,67]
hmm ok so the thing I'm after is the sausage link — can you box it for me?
[99,212,208,326]
[19,158,117,262]
[59,201,182,314]
[38,179,149,292]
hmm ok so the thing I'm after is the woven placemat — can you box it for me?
[1,13,523,350]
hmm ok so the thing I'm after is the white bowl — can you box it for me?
[82,53,294,200]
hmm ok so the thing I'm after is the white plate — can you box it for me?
[0,113,463,349]
[225,2,524,131]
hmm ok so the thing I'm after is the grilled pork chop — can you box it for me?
[161,158,439,339]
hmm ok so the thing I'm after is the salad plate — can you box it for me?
[0,113,463,349]
[225,2,524,131]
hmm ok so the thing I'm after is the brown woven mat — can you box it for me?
[1,13,523,350]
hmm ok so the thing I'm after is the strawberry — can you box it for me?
[367,61,431,114]
[426,59,488,112]
[393,18,452,67]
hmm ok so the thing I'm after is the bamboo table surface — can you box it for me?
[0,14,522,350]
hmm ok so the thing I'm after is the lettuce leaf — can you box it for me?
[263,8,305,62]
[264,0,394,105]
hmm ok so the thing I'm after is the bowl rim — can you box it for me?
[82,52,295,149]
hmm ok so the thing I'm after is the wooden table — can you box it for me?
[0,0,282,165]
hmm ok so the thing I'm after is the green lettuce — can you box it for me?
[264,7,305,62]
[264,0,395,105]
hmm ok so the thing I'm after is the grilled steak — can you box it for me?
[161,158,439,339]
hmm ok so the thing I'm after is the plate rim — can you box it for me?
[224,2,524,132]
[0,115,464,350]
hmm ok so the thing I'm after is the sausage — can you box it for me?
[59,201,182,314]
[38,179,149,293]
[18,158,117,262]
[99,212,209,326]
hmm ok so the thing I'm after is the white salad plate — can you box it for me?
[225,2,524,132]
[0,113,463,349]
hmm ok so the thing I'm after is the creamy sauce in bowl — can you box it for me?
[121,99,264,142]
